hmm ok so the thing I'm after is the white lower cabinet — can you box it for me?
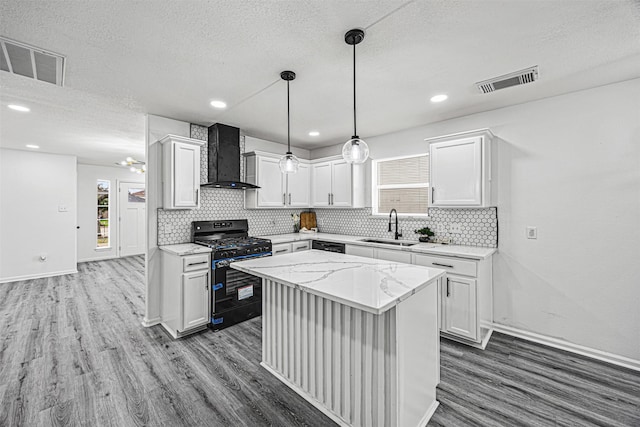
[413,253,493,348]
[345,244,375,258]
[345,244,412,264]
[442,275,477,341]
[272,243,292,255]
[291,241,310,252]
[161,251,211,339]
[375,248,412,264]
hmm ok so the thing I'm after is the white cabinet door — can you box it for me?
[173,141,201,208]
[331,160,352,207]
[257,156,285,207]
[376,248,412,264]
[311,162,332,207]
[181,270,210,331]
[442,275,477,341]
[430,137,482,206]
[345,244,375,258]
[287,163,310,207]
[272,243,292,256]
[291,241,311,252]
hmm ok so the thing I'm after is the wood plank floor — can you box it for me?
[1,256,638,426]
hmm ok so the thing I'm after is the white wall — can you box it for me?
[313,79,640,363]
[245,135,311,159]
[0,149,78,282]
[77,164,144,262]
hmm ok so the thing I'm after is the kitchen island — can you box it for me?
[231,250,446,427]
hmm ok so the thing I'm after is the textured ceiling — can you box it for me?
[1,0,639,166]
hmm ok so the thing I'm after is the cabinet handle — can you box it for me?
[288,193,291,205]
[187,261,207,266]
[431,187,435,203]
[446,277,450,297]
[283,193,286,205]
[328,193,331,205]
[432,262,454,268]
[294,245,307,250]
[331,193,334,205]
[275,249,288,253]
[196,189,200,205]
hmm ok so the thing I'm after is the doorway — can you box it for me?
[119,181,146,257]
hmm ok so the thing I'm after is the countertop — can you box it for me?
[257,232,496,260]
[158,243,212,256]
[230,249,445,315]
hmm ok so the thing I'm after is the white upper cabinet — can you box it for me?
[311,161,333,207]
[244,152,311,209]
[160,135,204,210]
[427,129,494,207]
[288,162,310,207]
[310,157,367,208]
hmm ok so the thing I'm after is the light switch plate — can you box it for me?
[526,226,537,239]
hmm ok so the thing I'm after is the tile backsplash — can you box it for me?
[156,124,498,247]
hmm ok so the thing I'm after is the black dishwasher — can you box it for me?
[311,240,345,253]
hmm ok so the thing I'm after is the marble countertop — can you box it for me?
[258,232,496,260]
[231,250,445,315]
[159,243,212,256]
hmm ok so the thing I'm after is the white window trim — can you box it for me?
[97,179,111,249]
[371,153,430,217]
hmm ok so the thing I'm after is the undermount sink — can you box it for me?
[359,238,418,247]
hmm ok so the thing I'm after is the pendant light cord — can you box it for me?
[353,44,357,137]
[287,80,291,153]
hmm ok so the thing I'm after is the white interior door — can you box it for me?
[119,181,146,257]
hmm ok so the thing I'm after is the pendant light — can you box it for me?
[279,70,300,174]
[342,29,369,164]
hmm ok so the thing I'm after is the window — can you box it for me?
[97,180,110,248]
[372,154,429,216]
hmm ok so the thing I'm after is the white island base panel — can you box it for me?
[261,278,441,427]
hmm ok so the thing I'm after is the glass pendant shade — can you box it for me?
[342,137,369,164]
[279,152,300,173]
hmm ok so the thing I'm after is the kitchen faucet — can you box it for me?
[388,209,402,240]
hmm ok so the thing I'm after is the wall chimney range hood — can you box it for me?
[201,123,259,189]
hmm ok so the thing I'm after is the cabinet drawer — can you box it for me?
[182,254,210,272]
[291,241,310,252]
[413,254,477,277]
[272,243,292,255]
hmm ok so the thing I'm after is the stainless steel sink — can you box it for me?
[359,238,418,247]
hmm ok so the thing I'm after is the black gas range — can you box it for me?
[192,220,272,330]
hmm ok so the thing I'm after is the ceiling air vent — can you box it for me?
[0,36,65,86]
[476,66,538,94]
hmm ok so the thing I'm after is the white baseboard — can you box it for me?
[492,323,640,372]
[0,269,78,284]
[418,401,439,427]
[142,317,162,327]
[78,255,119,263]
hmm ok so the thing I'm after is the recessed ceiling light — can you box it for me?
[26,144,39,149]
[430,94,448,103]
[8,104,30,112]
[308,131,320,137]
[210,100,227,109]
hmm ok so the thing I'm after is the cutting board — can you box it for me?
[300,211,317,230]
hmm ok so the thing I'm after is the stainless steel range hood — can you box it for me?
[200,123,259,189]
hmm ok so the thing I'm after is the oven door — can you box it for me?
[213,260,263,313]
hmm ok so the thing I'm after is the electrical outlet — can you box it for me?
[165,223,173,233]
[436,223,447,233]
[449,223,462,234]
[58,204,68,212]
[526,226,537,239]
